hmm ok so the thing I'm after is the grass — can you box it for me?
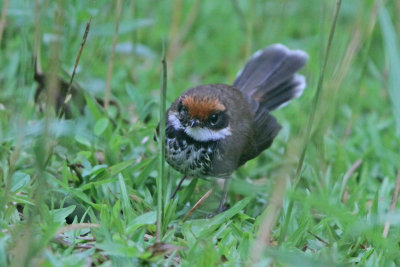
[1,0,400,266]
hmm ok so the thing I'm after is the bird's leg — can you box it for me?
[170,175,187,199]
[217,179,229,213]
[207,179,230,218]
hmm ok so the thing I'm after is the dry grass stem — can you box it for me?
[307,230,330,246]
[341,159,362,202]
[167,0,202,68]
[0,0,8,46]
[104,0,122,109]
[34,0,42,74]
[248,175,287,265]
[274,0,343,254]
[56,223,100,235]
[382,164,400,238]
[58,17,92,119]
[182,188,213,222]
[294,0,342,185]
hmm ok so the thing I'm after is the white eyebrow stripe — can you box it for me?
[167,112,231,141]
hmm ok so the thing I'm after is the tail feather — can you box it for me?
[233,44,308,111]
[258,73,306,110]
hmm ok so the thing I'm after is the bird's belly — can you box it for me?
[165,137,214,177]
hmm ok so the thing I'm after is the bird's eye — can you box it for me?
[209,113,219,125]
[178,103,187,118]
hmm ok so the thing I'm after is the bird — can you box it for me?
[163,44,308,212]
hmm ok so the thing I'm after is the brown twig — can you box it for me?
[147,242,185,257]
[341,0,378,145]
[166,0,182,65]
[396,0,400,36]
[382,164,400,238]
[11,3,66,266]
[331,25,361,88]
[294,0,342,186]
[104,0,122,109]
[129,194,142,203]
[53,235,74,247]
[167,0,202,69]
[277,0,343,249]
[53,234,96,249]
[341,159,362,202]
[66,158,84,184]
[307,230,330,246]
[0,0,9,47]
[34,0,42,75]
[249,175,287,262]
[301,244,316,253]
[176,0,201,44]
[182,188,213,222]
[230,0,246,31]
[56,223,100,235]
[75,236,96,241]
[58,17,92,118]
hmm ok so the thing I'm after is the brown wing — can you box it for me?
[238,106,281,166]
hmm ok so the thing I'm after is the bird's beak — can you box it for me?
[190,119,201,128]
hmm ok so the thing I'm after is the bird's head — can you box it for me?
[168,95,231,142]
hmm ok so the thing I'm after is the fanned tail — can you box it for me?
[234,44,308,164]
[233,44,308,112]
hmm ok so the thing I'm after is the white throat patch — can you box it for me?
[184,126,231,141]
[168,113,231,142]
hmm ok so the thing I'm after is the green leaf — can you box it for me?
[50,205,76,224]
[94,118,109,136]
[0,237,6,267]
[9,195,35,205]
[126,211,157,234]
[125,83,144,112]
[96,242,140,257]
[10,171,30,192]
[379,3,400,136]
[183,197,252,237]
[80,178,119,191]
[371,189,379,219]
[75,135,91,147]
[119,174,135,218]
[68,188,100,209]
[84,164,108,179]
[108,159,136,176]
[84,93,102,121]
[112,200,124,233]
[92,19,153,36]
[125,83,156,122]
[134,157,157,187]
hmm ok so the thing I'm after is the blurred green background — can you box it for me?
[1,0,400,266]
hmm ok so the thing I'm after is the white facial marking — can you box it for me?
[168,113,183,130]
[168,112,231,142]
[185,126,231,141]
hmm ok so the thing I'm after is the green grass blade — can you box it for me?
[378,2,400,136]
[279,0,342,244]
[156,40,168,242]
